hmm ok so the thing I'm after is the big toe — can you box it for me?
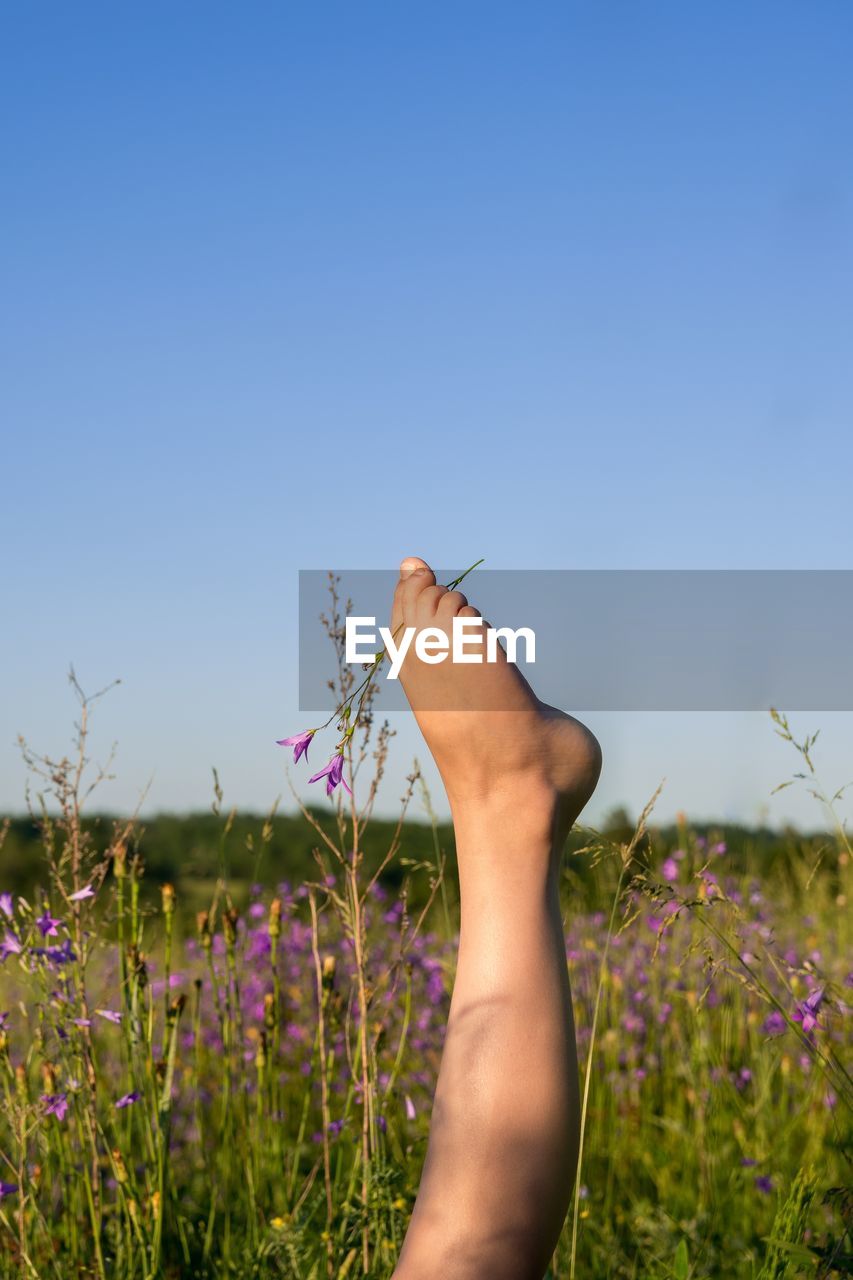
[400,556,432,578]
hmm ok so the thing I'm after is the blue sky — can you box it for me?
[2,3,851,829]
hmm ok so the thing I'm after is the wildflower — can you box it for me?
[762,1010,787,1036]
[0,1182,18,1200]
[96,1009,122,1025]
[71,1017,92,1028]
[36,909,61,938]
[713,841,727,855]
[276,729,315,763]
[42,1092,69,1121]
[0,894,13,918]
[0,932,22,961]
[404,1094,416,1121]
[754,1175,773,1194]
[69,885,95,902]
[32,939,76,966]
[115,1091,141,1109]
[308,752,352,797]
[792,988,824,1035]
[661,857,678,882]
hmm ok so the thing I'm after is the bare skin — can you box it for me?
[390,557,602,1280]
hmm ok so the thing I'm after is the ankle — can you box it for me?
[449,773,563,850]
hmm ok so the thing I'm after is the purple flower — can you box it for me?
[276,729,315,764]
[763,1010,787,1037]
[0,893,13,918]
[404,1094,416,1121]
[754,1175,773,1194]
[115,1091,141,1109]
[0,1182,18,1200]
[95,1009,122,1025]
[661,857,678,882]
[793,988,824,1035]
[42,1092,69,1122]
[713,841,727,855]
[0,932,22,961]
[69,885,95,902]
[36,909,61,938]
[32,938,76,966]
[308,753,352,797]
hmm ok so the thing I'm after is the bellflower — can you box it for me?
[308,752,352,797]
[115,1091,141,1109]
[276,730,315,764]
[42,1093,69,1122]
[0,893,13,918]
[792,987,824,1034]
[0,932,22,961]
[36,909,61,938]
[763,1010,787,1036]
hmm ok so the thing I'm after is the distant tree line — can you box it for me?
[0,807,839,922]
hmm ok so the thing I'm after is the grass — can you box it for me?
[0,676,850,1278]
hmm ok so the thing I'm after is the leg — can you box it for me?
[390,558,601,1280]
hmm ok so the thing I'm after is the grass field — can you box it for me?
[0,696,850,1279]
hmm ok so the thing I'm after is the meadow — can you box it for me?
[0,682,850,1279]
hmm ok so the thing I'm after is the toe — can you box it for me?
[435,590,469,617]
[394,557,437,627]
[400,556,431,578]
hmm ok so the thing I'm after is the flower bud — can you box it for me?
[161,883,176,916]
[269,898,282,942]
[196,911,211,950]
[255,1031,267,1072]
[223,907,239,947]
[112,1148,128,1184]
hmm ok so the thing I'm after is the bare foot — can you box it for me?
[391,555,601,841]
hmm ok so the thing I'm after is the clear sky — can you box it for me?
[2,3,851,830]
